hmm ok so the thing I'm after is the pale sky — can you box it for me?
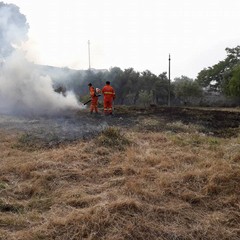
[3,0,240,79]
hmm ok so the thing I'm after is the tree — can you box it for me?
[138,90,153,107]
[173,76,202,105]
[116,68,140,105]
[107,67,125,104]
[154,72,169,104]
[196,46,240,93]
[228,64,240,97]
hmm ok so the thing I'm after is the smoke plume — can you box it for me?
[0,2,82,115]
[0,2,28,58]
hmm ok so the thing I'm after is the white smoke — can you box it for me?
[0,51,82,115]
[0,2,82,116]
[0,2,28,58]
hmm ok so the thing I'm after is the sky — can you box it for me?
[3,0,240,79]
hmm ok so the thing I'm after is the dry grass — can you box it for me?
[0,116,240,240]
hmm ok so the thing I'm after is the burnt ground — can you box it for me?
[133,106,240,137]
[0,106,240,149]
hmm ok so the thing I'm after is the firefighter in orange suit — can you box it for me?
[102,81,115,115]
[88,83,99,114]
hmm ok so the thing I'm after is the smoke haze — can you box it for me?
[0,2,81,115]
[0,2,28,58]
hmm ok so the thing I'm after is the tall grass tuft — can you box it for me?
[96,127,131,150]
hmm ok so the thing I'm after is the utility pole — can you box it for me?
[168,54,171,107]
[88,40,91,70]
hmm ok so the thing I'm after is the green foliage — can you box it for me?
[138,90,153,107]
[114,68,139,105]
[154,72,169,104]
[173,76,202,104]
[49,66,183,106]
[48,45,240,106]
[196,46,240,94]
[228,64,240,97]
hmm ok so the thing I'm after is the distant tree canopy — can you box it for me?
[228,65,240,97]
[196,46,240,94]
[51,67,172,106]
[173,76,202,104]
[50,45,240,107]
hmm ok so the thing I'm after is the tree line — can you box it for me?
[53,45,240,107]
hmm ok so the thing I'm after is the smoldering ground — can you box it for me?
[0,111,110,149]
[1,106,240,150]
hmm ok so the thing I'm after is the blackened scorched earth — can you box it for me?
[0,107,239,148]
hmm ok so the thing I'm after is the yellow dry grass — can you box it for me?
[0,118,240,240]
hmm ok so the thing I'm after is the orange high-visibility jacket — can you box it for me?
[89,86,98,104]
[102,85,115,101]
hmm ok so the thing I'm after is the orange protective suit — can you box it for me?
[102,84,115,115]
[89,86,98,113]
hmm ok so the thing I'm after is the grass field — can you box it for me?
[0,107,240,239]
